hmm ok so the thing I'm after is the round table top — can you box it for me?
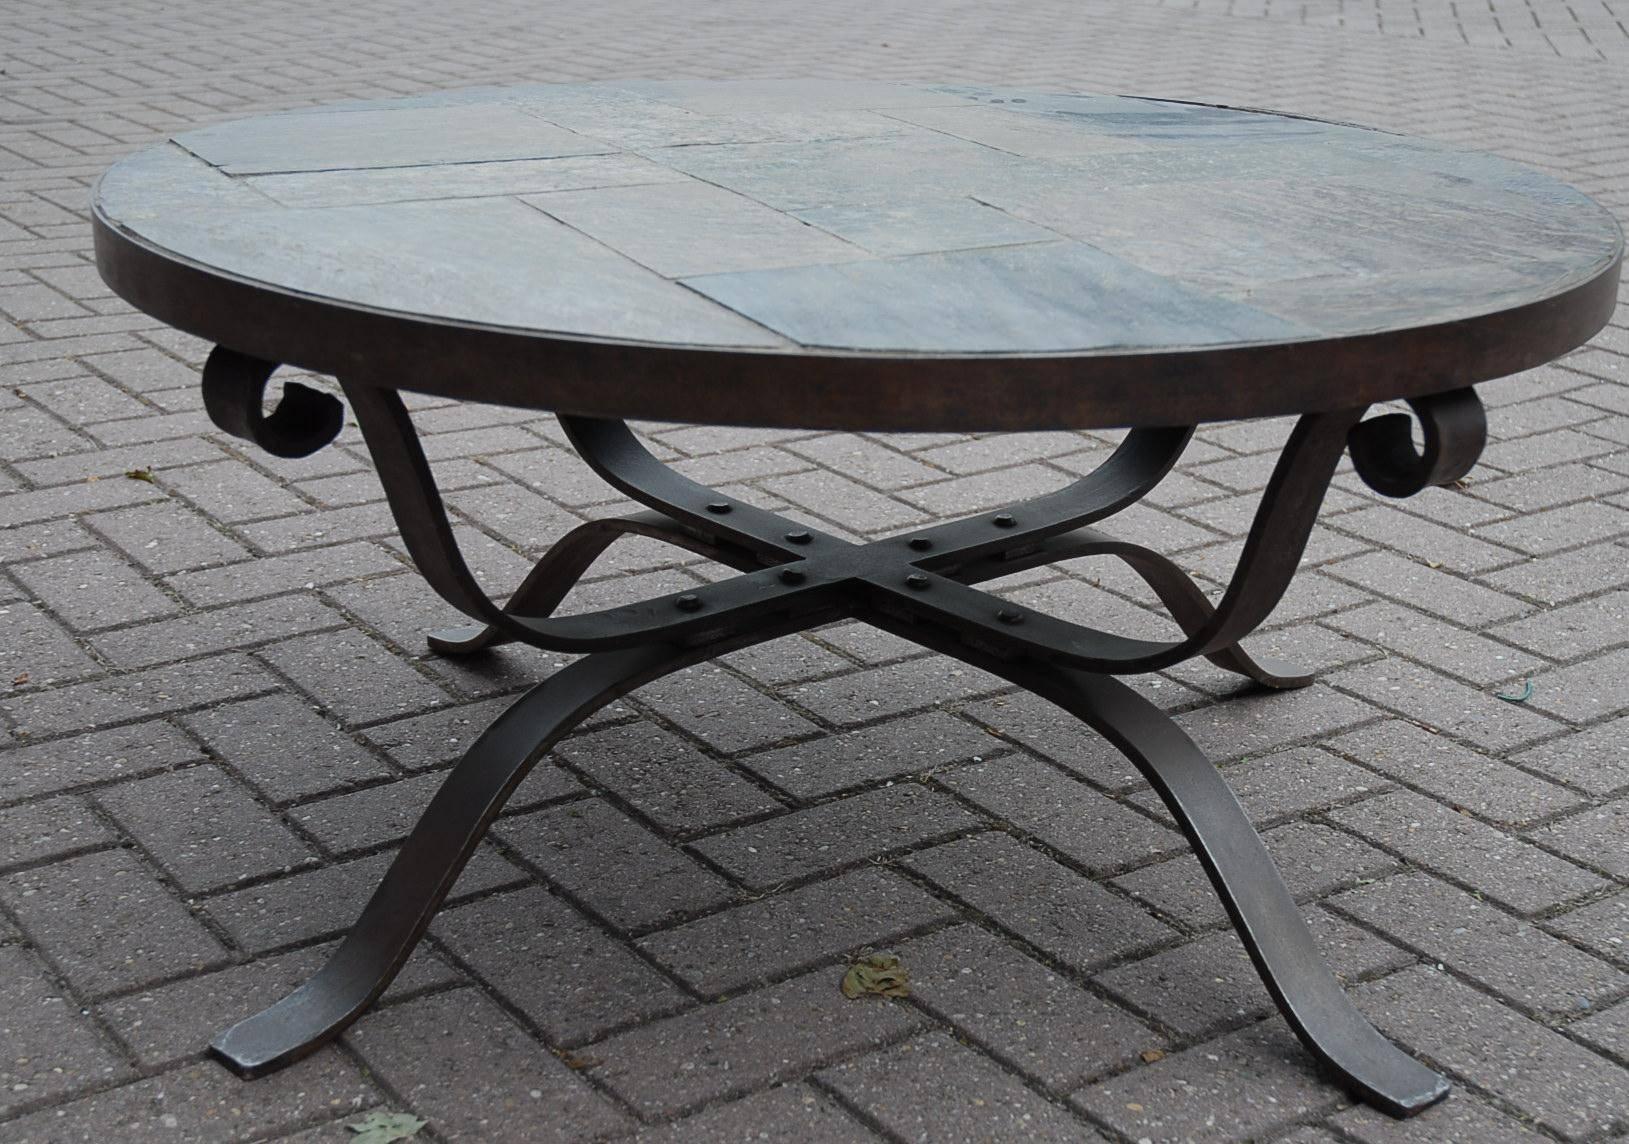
[93,80,1621,431]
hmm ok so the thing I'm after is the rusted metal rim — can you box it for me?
[93,207,1621,433]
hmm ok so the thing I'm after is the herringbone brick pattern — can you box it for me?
[1,1,1626,1141]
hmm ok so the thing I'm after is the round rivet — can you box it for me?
[996,608,1024,625]
[993,513,1016,528]
[706,501,732,515]
[907,537,933,552]
[779,568,806,585]
[675,593,703,612]
[785,530,812,545]
[905,573,930,590]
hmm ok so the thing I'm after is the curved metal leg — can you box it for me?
[428,511,762,656]
[863,611,1448,1117]
[212,641,704,1077]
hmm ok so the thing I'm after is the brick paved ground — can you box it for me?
[1,0,1627,1141]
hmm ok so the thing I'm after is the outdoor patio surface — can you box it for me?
[1,1,1627,1140]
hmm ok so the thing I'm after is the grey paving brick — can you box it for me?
[1332,505,1522,574]
[1173,682,1377,762]
[1331,871,1628,1016]
[763,469,929,532]
[2,652,275,737]
[1569,997,1629,1058]
[353,697,514,772]
[1477,500,1629,555]
[906,833,1174,972]
[1481,542,1629,607]
[693,784,979,889]
[639,867,956,994]
[82,498,247,574]
[206,845,521,952]
[13,436,223,488]
[1328,1090,1552,1143]
[167,540,401,606]
[1543,891,1629,964]
[589,969,929,1117]
[0,720,203,804]
[1326,718,1585,827]
[181,693,393,804]
[1323,551,1530,627]
[960,690,1155,791]
[1328,790,1606,914]
[631,662,820,755]
[788,657,1008,728]
[1328,658,1563,754]
[237,501,397,553]
[1095,906,1409,1039]
[1132,745,1390,828]
[164,458,311,524]
[1360,967,1629,1139]
[0,943,130,1116]
[896,923,1156,1089]
[0,600,99,687]
[0,848,228,996]
[81,346,197,392]
[10,546,178,631]
[939,755,1182,874]
[786,433,941,490]
[288,772,450,856]
[1491,589,1629,660]
[1112,820,1399,930]
[819,1031,1100,1141]
[1529,798,1629,880]
[1073,1018,1342,1142]
[553,719,781,833]
[737,710,1006,799]
[432,885,687,1046]
[0,518,96,565]
[255,629,449,724]
[495,799,733,931]
[95,763,314,892]
[0,1055,376,1143]
[720,634,854,688]
[1526,648,1629,722]
[1326,600,1545,686]
[0,794,113,871]
[346,988,633,1143]
[89,593,345,670]
[629,1084,879,1144]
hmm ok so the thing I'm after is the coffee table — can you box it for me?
[93,80,1622,1119]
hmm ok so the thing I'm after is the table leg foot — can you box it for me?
[884,625,1448,1117]
[210,643,695,1077]
[1048,668,1448,1116]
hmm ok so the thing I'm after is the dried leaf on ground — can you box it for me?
[348,1111,428,1144]
[124,467,155,483]
[841,952,910,999]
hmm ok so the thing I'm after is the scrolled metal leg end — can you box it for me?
[203,346,344,459]
[1348,388,1485,498]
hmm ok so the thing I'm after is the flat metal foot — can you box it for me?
[210,643,697,1076]
[1022,666,1448,1116]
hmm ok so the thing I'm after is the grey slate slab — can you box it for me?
[680,240,1310,353]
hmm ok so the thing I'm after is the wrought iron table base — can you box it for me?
[202,351,1488,1118]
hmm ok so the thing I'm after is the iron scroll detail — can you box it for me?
[202,346,345,458]
[1347,387,1486,498]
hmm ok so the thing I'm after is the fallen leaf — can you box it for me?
[124,468,156,483]
[1139,1049,1166,1063]
[347,1111,427,1144]
[841,952,910,999]
[11,673,28,687]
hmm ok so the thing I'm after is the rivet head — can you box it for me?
[779,568,806,585]
[785,530,812,545]
[907,537,933,552]
[996,608,1024,625]
[905,573,930,590]
[706,501,732,515]
[675,593,703,612]
[993,513,1016,528]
